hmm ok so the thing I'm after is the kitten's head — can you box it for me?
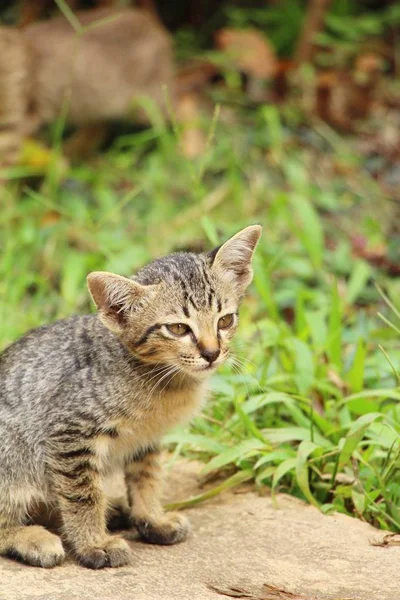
[87,225,261,378]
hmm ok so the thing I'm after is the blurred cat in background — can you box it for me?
[0,5,174,165]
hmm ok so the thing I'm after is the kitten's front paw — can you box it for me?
[135,512,190,545]
[9,526,65,568]
[77,536,132,569]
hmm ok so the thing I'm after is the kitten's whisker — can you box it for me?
[145,365,172,395]
[125,362,171,390]
[230,353,259,372]
[229,354,265,394]
[148,368,174,398]
[230,360,252,400]
[230,352,259,369]
[231,341,254,351]
[145,364,177,387]
[156,366,182,397]
[148,365,181,397]
[158,366,183,396]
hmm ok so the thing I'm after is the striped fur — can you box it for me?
[0,226,261,568]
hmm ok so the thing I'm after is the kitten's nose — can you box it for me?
[200,347,220,364]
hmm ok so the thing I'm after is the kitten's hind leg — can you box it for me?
[0,499,65,568]
[107,496,134,532]
[125,447,190,545]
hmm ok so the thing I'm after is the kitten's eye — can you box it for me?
[166,323,191,336]
[218,314,235,330]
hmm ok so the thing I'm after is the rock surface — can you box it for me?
[0,460,398,600]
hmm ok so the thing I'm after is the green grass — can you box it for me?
[1,103,400,531]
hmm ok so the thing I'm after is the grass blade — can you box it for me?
[296,440,320,507]
[164,469,254,511]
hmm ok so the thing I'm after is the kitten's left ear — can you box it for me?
[87,271,157,333]
[209,225,262,293]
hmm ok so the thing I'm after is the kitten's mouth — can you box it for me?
[180,359,223,375]
[193,363,218,372]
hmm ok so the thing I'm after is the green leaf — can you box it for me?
[253,256,279,320]
[342,389,400,405]
[202,439,266,475]
[327,280,342,370]
[240,392,310,428]
[378,312,400,336]
[346,397,381,416]
[346,338,366,393]
[272,458,297,495]
[163,432,225,454]
[287,338,315,395]
[366,422,399,449]
[235,403,269,444]
[339,413,383,467]
[261,105,283,153]
[255,465,276,485]
[295,440,320,507]
[289,193,323,268]
[254,449,294,470]
[352,486,366,514]
[346,260,371,305]
[306,309,328,353]
[262,426,332,449]
[165,469,254,511]
[295,292,307,335]
[320,503,336,515]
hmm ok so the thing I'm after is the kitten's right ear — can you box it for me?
[87,271,156,333]
[209,225,262,294]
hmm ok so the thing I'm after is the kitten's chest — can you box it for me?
[94,382,206,472]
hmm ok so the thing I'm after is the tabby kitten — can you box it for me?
[0,225,261,569]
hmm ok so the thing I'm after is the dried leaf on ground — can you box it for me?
[262,585,310,600]
[209,582,354,600]
[371,533,400,548]
[208,581,314,600]
[215,28,277,79]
